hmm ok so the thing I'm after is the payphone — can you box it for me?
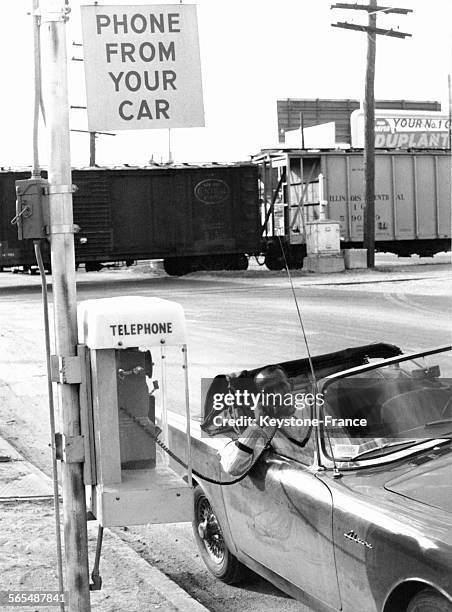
[77,296,193,527]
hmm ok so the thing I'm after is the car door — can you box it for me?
[221,435,341,610]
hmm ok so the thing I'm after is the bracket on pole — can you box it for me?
[40,3,71,24]
[44,184,78,195]
[46,224,81,235]
[50,355,82,384]
[55,433,85,463]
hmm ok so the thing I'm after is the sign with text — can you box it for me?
[81,4,204,131]
[350,109,450,149]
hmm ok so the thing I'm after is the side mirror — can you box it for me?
[411,365,441,379]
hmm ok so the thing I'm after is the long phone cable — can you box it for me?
[119,405,276,486]
[34,241,65,610]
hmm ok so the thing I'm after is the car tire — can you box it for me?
[407,588,452,612]
[192,485,247,584]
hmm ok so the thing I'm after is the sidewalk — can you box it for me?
[0,438,208,612]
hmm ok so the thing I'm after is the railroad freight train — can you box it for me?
[0,163,260,275]
[255,148,451,270]
[0,149,450,275]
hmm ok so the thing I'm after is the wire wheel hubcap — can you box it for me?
[197,497,225,563]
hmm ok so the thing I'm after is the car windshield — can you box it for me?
[321,349,452,461]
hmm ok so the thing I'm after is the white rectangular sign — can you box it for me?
[350,109,450,149]
[81,4,205,131]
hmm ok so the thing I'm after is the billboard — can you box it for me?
[276,99,441,144]
[351,109,450,149]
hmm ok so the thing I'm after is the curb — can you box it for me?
[102,527,210,612]
[0,436,209,612]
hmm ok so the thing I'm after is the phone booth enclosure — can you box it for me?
[78,296,193,527]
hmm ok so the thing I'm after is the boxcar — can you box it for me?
[0,163,260,275]
[254,149,451,269]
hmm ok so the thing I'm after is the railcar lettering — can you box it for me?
[110,322,173,336]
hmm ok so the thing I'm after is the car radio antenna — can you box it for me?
[277,236,342,478]
[278,234,317,388]
[277,235,317,384]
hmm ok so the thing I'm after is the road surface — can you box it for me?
[0,260,450,611]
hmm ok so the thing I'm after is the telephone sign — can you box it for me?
[81,4,205,131]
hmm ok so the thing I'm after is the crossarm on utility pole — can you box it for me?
[331,22,411,37]
[331,3,412,14]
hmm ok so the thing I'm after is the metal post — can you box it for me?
[448,74,451,152]
[89,132,96,166]
[318,174,327,221]
[41,1,91,610]
[160,344,169,465]
[363,0,377,268]
[168,128,173,164]
[182,346,192,488]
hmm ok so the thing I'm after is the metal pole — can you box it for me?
[300,113,305,149]
[448,74,451,152]
[363,0,377,268]
[32,0,42,179]
[168,128,173,164]
[182,346,192,488]
[41,1,91,610]
[160,344,169,466]
[89,132,96,166]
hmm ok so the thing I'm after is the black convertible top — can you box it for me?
[201,342,402,436]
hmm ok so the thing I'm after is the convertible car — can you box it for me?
[173,342,452,612]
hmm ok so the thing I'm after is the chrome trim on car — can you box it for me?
[318,438,450,470]
[319,344,452,393]
[344,530,373,549]
[313,345,452,470]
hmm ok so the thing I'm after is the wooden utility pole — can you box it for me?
[71,98,117,168]
[363,0,377,267]
[70,122,116,166]
[41,0,91,609]
[331,2,411,267]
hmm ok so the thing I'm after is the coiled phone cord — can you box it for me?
[119,405,276,486]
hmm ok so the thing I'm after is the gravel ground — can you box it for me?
[0,499,179,612]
